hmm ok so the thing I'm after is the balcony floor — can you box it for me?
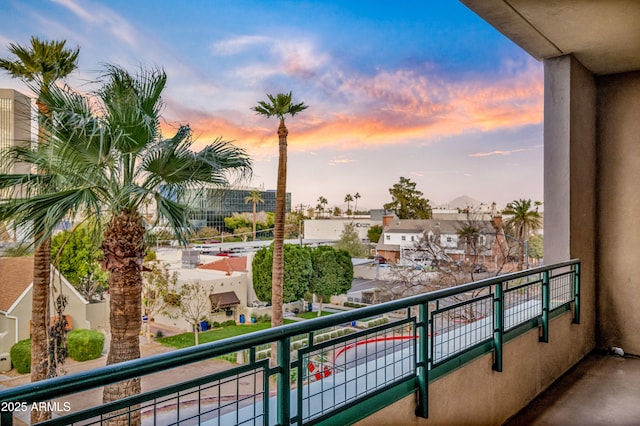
[504,350,640,425]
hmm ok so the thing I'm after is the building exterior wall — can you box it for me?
[543,55,597,359]
[0,88,30,176]
[0,315,16,353]
[596,70,640,354]
[356,312,584,426]
[184,187,290,232]
[303,218,372,241]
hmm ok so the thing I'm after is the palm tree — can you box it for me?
[0,66,251,422]
[317,195,328,218]
[0,37,79,419]
[344,193,354,216]
[503,199,542,269]
[253,92,307,330]
[354,192,361,214]
[244,190,264,241]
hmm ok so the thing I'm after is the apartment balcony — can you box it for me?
[2,260,609,425]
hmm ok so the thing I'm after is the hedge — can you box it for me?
[67,329,104,362]
[10,339,31,374]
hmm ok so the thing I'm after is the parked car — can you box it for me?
[473,264,487,273]
[373,255,387,264]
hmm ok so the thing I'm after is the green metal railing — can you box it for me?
[0,260,580,425]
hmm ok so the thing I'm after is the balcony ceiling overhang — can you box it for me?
[460,0,640,75]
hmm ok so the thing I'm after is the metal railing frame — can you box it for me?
[0,260,580,425]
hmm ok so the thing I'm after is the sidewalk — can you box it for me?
[0,340,234,425]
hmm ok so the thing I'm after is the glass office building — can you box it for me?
[184,187,291,233]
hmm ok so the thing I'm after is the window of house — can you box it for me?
[401,236,406,241]
[386,235,390,241]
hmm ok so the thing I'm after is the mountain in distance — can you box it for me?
[436,195,494,212]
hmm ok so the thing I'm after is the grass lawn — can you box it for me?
[157,319,296,349]
[295,310,334,320]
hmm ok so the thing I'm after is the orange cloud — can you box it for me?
[161,61,543,159]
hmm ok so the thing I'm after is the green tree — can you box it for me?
[309,246,353,316]
[503,199,542,269]
[383,177,432,219]
[253,92,308,330]
[344,193,354,216]
[173,281,212,346]
[0,65,251,416]
[141,262,177,343]
[244,190,264,241]
[317,195,328,218]
[224,213,252,231]
[51,225,108,302]
[252,244,312,303]
[0,37,79,415]
[334,222,368,258]
[528,234,544,260]
[368,224,383,243]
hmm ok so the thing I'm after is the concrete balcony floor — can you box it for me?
[504,351,640,426]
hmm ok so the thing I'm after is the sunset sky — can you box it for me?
[0,0,544,212]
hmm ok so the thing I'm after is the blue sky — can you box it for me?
[0,0,543,211]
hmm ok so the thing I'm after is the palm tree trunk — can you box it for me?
[101,210,146,426]
[30,234,51,424]
[252,200,257,241]
[271,119,287,330]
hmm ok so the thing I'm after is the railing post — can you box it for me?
[277,337,291,425]
[540,270,550,343]
[1,411,13,426]
[573,263,581,324]
[493,283,503,372]
[415,302,429,418]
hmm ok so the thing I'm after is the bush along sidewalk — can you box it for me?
[67,329,105,362]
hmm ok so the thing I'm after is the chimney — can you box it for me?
[382,215,394,228]
[492,215,503,230]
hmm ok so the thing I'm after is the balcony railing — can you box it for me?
[0,260,580,425]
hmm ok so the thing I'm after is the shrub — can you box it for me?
[222,320,236,327]
[155,330,164,338]
[67,329,104,362]
[10,339,31,374]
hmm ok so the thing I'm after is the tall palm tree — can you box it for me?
[317,195,328,218]
[244,190,264,241]
[253,92,307,329]
[344,193,354,216]
[354,192,361,214]
[503,199,542,269]
[0,65,251,423]
[0,37,79,420]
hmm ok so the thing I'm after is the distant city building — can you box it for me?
[183,186,291,232]
[0,88,31,179]
[0,89,31,242]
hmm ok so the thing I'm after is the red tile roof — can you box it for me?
[198,256,247,274]
[0,256,34,312]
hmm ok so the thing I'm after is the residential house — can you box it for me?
[376,214,508,270]
[0,257,108,355]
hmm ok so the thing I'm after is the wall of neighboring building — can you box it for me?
[303,219,372,241]
[0,315,17,353]
[597,70,640,355]
[154,272,250,332]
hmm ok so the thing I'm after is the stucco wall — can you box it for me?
[543,55,596,359]
[597,70,640,355]
[356,312,584,425]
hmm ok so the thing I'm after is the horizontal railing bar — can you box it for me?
[0,259,580,407]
